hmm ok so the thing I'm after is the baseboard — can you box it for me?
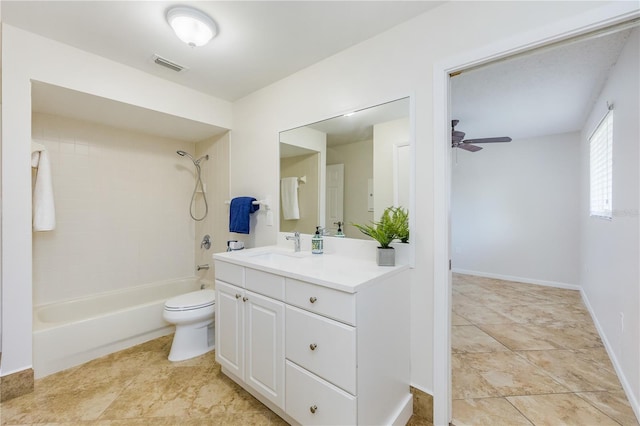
[392,393,414,426]
[581,291,640,423]
[452,268,580,291]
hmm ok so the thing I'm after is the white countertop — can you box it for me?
[213,246,409,293]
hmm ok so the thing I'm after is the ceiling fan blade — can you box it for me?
[458,143,483,152]
[463,137,512,144]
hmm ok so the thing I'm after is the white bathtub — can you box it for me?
[33,277,205,378]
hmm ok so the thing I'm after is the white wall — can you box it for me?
[580,28,639,416]
[229,1,614,400]
[1,25,231,376]
[452,133,581,287]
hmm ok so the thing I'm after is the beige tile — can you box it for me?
[578,390,640,426]
[523,286,582,304]
[539,323,604,350]
[407,415,434,426]
[507,393,621,425]
[453,352,568,398]
[453,303,515,325]
[452,313,472,326]
[497,302,592,326]
[99,362,271,421]
[451,368,502,400]
[0,368,34,402]
[471,290,549,310]
[518,349,622,392]
[479,324,560,350]
[452,397,533,426]
[479,323,603,351]
[452,275,635,426]
[410,386,433,422]
[452,325,510,353]
[0,376,127,424]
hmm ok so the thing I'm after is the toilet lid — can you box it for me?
[165,289,216,311]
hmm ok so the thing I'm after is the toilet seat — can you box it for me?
[165,289,215,312]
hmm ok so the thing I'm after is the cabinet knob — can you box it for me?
[235,294,241,299]
[309,343,317,351]
[242,296,249,302]
[309,296,317,303]
[310,405,318,414]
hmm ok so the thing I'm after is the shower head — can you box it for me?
[177,150,209,165]
[177,150,193,160]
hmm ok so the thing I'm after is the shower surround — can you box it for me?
[31,113,229,377]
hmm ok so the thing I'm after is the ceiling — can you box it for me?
[451,27,633,143]
[2,1,442,102]
[2,2,635,145]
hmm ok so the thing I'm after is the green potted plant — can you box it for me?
[353,207,398,266]
[391,206,409,243]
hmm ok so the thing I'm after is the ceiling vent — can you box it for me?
[152,54,187,72]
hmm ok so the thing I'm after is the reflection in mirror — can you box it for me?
[279,97,410,240]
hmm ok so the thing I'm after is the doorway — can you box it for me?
[432,5,640,425]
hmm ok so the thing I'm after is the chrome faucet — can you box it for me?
[200,234,211,250]
[286,231,301,252]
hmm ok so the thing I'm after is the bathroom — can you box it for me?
[1,2,639,425]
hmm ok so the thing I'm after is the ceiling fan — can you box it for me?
[451,119,512,152]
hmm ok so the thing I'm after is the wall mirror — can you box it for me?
[279,97,411,240]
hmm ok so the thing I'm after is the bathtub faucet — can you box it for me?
[201,234,211,250]
[197,264,210,271]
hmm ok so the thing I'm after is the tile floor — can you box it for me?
[451,273,639,426]
[0,336,289,425]
[0,335,429,425]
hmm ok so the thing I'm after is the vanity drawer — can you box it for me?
[285,278,356,325]
[245,268,284,301]
[285,360,356,426]
[214,261,244,287]
[285,305,356,394]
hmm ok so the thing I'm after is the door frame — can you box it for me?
[431,3,640,424]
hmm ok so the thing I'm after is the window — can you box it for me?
[589,110,613,219]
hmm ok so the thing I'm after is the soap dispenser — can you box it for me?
[334,221,345,238]
[312,226,323,254]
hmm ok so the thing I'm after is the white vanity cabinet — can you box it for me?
[215,265,285,410]
[214,249,411,425]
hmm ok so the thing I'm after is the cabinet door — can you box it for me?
[215,280,244,379]
[244,290,285,409]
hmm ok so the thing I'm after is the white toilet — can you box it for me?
[163,289,216,361]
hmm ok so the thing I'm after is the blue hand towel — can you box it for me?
[229,197,260,234]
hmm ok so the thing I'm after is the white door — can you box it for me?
[215,280,244,379]
[244,290,285,409]
[325,164,344,235]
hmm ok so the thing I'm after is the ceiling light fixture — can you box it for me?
[166,6,217,47]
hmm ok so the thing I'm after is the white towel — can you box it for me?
[280,177,300,220]
[32,149,56,231]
